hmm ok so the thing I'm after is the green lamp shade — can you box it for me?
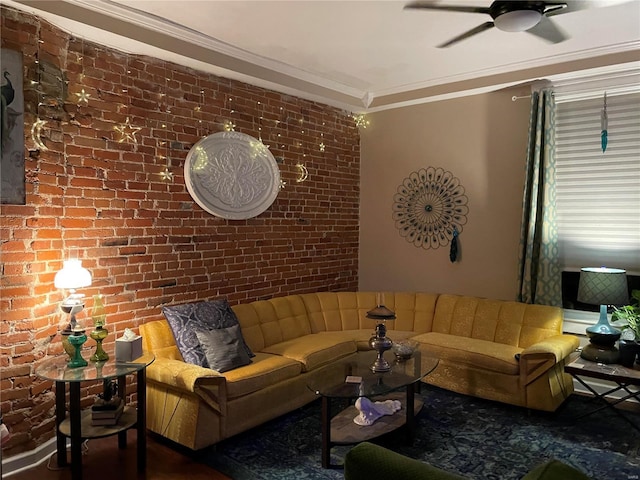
[577,267,628,307]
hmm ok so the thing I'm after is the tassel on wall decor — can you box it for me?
[449,227,459,263]
[601,92,608,153]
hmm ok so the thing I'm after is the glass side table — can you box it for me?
[35,352,155,480]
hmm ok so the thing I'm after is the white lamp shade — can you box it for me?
[577,267,628,306]
[494,10,542,32]
[54,259,92,289]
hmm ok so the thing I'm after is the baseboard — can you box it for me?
[1,436,63,477]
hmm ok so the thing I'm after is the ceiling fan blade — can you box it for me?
[547,0,606,17]
[541,3,568,16]
[526,16,568,43]
[437,21,495,48]
[404,1,490,15]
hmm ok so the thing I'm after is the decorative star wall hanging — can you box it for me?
[75,89,91,106]
[114,117,141,144]
[160,166,174,182]
[353,114,370,129]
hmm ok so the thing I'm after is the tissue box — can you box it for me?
[115,336,143,362]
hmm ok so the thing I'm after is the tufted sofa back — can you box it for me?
[299,292,439,334]
[432,294,563,349]
[146,292,563,357]
[231,292,443,352]
[231,295,311,353]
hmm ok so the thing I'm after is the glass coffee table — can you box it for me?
[308,349,439,468]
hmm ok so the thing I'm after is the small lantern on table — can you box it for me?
[367,294,396,373]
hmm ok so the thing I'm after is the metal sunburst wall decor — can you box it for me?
[392,167,469,252]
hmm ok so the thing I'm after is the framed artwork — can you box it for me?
[1,48,25,205]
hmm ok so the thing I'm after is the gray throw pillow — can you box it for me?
[195,325,252,373]
[162,299,254,368]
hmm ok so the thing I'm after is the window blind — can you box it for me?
[555,91,640,275]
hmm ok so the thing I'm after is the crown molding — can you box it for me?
[5,0,640,112]
[6,0,368,110]
[69,0,367,101]
[369,40,640,100]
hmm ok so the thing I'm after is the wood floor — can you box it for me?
[7,432,232,480]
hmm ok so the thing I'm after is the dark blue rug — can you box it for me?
[196,386,640,479]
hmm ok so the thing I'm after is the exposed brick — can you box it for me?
[0,4,359,460]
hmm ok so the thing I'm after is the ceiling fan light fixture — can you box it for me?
[494,10,543,32]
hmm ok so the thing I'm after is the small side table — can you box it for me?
[35,352,155,480]
[564,355,640,432]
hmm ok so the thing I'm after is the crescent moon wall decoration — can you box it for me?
[31,118,48,151]
[392,167,469,250]
[295,163,309,183]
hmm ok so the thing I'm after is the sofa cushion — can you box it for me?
[261,334,357,372]
[413,332,521,375]
[223,352,302,399]
[195,324,252,373]
[162,299,254,368]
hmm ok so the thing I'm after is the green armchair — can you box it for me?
[344,442,592,480]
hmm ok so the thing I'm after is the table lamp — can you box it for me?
[367,294,396,373]
[54,259,92,367]
[577,267,628,364]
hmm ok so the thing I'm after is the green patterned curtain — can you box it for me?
[517,89,562,306]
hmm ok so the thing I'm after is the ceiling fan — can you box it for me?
[404,1,594,48]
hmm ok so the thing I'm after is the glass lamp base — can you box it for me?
[369,322,393,373]
[90,327,109,362]
[371,354,391,373]
[68,332,88,368]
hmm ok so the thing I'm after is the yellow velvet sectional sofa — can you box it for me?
[139,292,579,450]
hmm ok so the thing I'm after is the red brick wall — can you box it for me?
[0,7,359,457]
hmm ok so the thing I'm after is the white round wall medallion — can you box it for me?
[184,131,281,220]
[392,167,469,250]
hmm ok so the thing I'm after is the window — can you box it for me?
[554,74,640,278]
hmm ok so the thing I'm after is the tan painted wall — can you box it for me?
[359,86,533,301]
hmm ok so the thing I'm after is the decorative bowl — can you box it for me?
[392,340,418,361]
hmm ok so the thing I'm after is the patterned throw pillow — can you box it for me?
[195,325,252,373]
[162,299,254,368]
